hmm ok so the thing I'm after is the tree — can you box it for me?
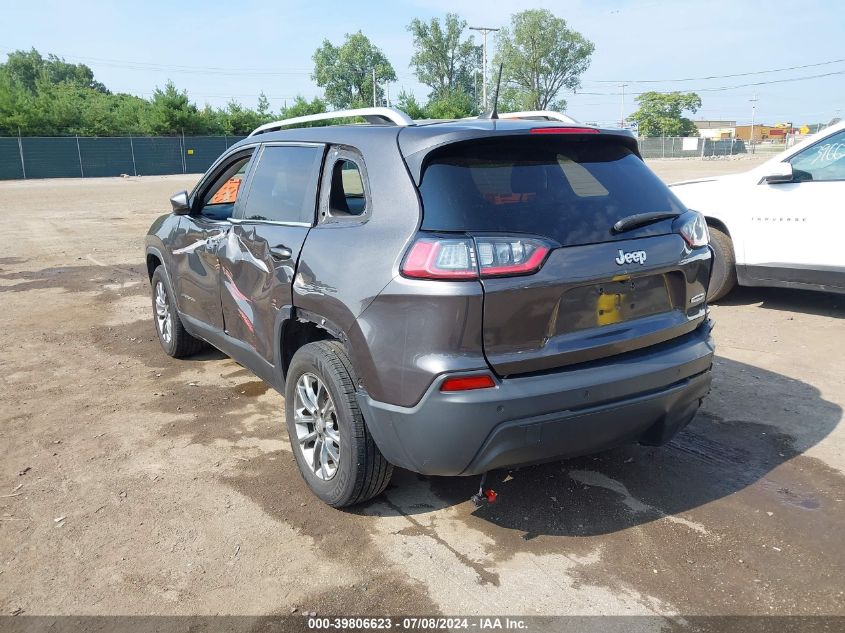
[3,48,106,94]
[144,81,209,135]
[4,49,46,94]
[312,32,396,109]
[70,90,152,136]
[0,67,35,134]
[629,91,702,136]
[219,100,264,135]
[407,14,481,101]
[395,90,427,120]
[256,92,271,119]
[425,89,477,119]
[494,9,594,112]
[0,48,281,137]
[281,95,327,120]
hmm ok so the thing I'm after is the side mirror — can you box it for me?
[762,162,794,184]
[170,190,191,214]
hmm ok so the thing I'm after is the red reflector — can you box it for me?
[440,374,496,392]
[530,127,599,134]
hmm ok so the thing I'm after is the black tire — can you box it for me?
[285,340,392,508]
[150,265,206,358]
[707,227,737,301]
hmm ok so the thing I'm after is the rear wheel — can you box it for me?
[707,227,737,301]
[285,340,392,507]
[150,266,206,358]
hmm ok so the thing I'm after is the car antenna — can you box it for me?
[479,63,504,120]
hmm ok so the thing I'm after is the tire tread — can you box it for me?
[151,266,206,358]
[707,227,737,301]
[288,340,392,507]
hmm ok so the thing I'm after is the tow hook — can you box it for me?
[471,472,498,508]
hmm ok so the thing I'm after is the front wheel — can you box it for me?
[150,266,206,358]
[285,341,392,507]
[707,227,737,301]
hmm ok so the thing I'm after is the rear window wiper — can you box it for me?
[612,211,680,234]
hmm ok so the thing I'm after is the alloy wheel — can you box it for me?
[293,372,340,480]
[154,281,172,344]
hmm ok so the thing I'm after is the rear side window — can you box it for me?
[418,137,686,247]
[329,159,367,216]
[241,145,323,224]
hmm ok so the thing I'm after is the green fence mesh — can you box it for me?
[21,137,82,178]
[0,135,248,180]
[0,138,24,179]
[131,137,184,176]
[79,137,135,177]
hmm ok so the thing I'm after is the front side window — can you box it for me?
[241,145,324,224]
[789,130,845,182]
[199,154,252,221]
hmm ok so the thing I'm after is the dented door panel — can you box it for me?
[169,216,229,330]
[219,223,310,363]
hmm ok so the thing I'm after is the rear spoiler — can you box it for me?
[398,127,641,186]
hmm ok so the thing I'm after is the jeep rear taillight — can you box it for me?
[401,235,551,280]
[400,237,478,280]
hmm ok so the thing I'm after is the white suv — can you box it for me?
[670,120,845,299]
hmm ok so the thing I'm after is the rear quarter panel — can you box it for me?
[293,136,430,402]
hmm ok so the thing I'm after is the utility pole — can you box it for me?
[469,26,499,111]
[373,68,377,107]
[619,83,629,128]
[385,82,390,108]
[749,94,758,155]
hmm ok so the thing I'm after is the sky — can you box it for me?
[1,0,843,127]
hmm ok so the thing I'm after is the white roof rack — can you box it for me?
[498,110,580,124]
[248,107,414,137]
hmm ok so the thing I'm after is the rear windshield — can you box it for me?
[418,136,687,247]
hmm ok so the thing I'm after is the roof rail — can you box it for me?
[248,107,414,137]
[498,110,580,124]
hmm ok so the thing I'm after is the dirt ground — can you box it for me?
[1,157,843,622]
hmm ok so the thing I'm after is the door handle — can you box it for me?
[269,244,293,260]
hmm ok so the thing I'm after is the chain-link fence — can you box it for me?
[637,137,749,159]
[0,135,247,180]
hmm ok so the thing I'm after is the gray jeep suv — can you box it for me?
[145,108,715,507]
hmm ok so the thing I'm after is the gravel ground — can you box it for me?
[0,158,842,623]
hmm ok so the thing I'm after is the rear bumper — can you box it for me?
[358,321,715,476]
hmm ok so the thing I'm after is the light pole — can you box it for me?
[620,83,629,128]
[749,93,758,155]
[469,26,499,111]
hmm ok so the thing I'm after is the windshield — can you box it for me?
[419,136,687,247]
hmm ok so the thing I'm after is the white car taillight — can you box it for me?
[401,235,551,280]
[675,211,710,248]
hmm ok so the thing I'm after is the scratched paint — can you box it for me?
[222,266,256,334]
[222,230,270,274]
